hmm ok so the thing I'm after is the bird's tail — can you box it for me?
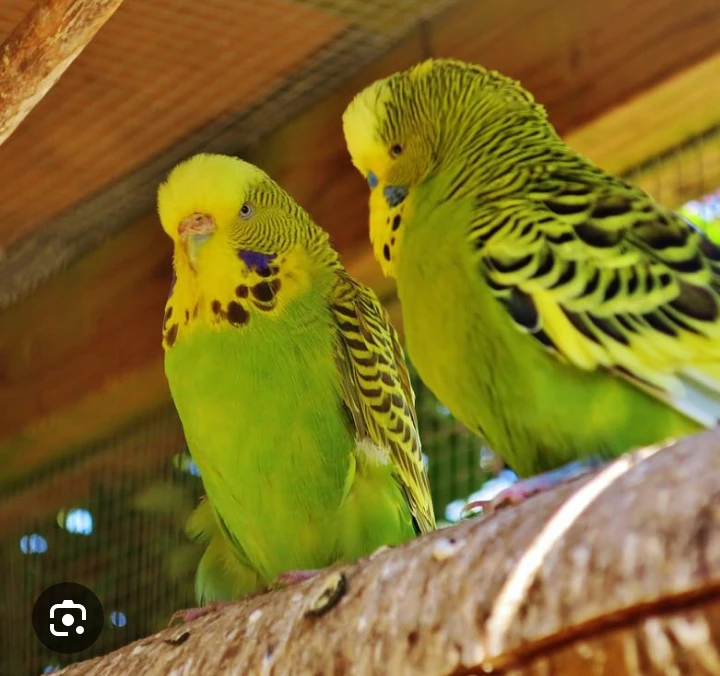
[675,366,720,428]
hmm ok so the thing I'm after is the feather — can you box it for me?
[332,271,435,533]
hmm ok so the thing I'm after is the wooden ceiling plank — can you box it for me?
[428,0,720,135]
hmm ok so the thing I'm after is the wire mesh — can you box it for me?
[625,124,720,217]
[1,0,719,672]
[0,410,204,675]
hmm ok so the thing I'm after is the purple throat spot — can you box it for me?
[238,249,277,272]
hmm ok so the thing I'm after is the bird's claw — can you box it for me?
[275,569,321,587]
[463,458,604,517]
[463,481,544,516]
[168,600,232,626]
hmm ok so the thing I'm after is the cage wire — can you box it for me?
[0,410,203,675]
[0,0,719,669]
[625,123,720,240]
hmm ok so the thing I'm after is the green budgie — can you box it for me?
[158,153,435,616]
[342,58,720,507]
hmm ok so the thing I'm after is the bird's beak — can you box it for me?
[383,185,408,208]
[178,213,216,267]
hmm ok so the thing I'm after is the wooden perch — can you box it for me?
[60,429,720,675]
[0,0,124,146]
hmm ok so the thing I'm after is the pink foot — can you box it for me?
[275,569,321,586]
[464,459,603,516]
[168,600,233,626]
[464,480,546,514]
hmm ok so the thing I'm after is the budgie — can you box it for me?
[342,58,720,507]
[158,153,435,617]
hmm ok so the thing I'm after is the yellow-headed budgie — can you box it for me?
[342,58,720,506]
[158,154,434,617]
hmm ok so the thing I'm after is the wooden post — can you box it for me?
[0,0,124,146]
[58,429,720,675]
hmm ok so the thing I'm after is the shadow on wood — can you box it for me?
[59,429,720,675]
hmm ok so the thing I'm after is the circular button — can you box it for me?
[32,582,104,654]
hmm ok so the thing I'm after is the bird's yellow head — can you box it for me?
[158,153,321,270]
[342,58,546,277]
[158,153,334,348]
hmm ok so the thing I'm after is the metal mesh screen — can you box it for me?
[0,411,203,675]
[0,0,719,665]
[625,125,720,221]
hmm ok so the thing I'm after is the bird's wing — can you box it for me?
[470,162,720,427]
[331,271,435,533]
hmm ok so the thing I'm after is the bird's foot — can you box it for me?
[464,458,605,516]
[168,600,233,626]
[275,569,321,587]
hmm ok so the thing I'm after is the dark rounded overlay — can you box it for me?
[32,582,104,654]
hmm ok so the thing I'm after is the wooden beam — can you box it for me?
[567,51,720,177]
[2,0,720,488]
[0,0,124,146]
[55,429,720,675]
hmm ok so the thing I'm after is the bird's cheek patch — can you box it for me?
[237,249,279,277]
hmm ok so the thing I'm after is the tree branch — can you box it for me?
[0,0,124,146]
[60,429,720,675]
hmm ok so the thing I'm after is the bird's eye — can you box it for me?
[390,144,403,158]
[239,203,255,220]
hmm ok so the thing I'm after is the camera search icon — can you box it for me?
[33,583,104,654]
[49,599,87,637]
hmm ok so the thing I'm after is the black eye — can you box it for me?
[239,203,254,220]
[390,144,403,158]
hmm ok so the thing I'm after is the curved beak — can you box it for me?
[383,185,408,208]
[178,213,216,267]
[178,213,216,241]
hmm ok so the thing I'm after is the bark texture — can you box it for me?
[0,0,124,146]
[60,429,720,675]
